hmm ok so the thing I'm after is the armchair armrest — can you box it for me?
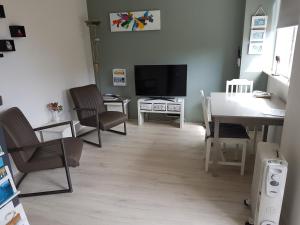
[8,139,62,153]
[34,121,73,131]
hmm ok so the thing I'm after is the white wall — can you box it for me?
[279,17,300,225]
[266,75,289,143]
[0,0,94,126]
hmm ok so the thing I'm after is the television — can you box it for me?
[135,65,187,97]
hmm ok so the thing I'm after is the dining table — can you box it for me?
[209,92,286,176]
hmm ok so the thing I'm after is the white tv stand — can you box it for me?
[137,97,185,128]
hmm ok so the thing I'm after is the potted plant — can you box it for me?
[47,102,63,122]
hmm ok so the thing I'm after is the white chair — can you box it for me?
[200,90,249,175]
[226,79,258,152]
[226,79,253,94]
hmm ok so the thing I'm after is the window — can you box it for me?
[273,26,298,79]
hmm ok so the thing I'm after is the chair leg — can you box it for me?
[108,122,127,135]
[124,122,127,135]
[240,142,247,176]
[18,167,73,198]
[220,142,226,162]
[16,173,28,189]
[19,140,73,198]
[97,126,102,148]
[77,128,102,148]
[234,144,239,160]
[252,127,258,154]
[205,139,212,172]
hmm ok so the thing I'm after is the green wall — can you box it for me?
[87,0,246,122]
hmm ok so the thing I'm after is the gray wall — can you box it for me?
[87,0,246,122]
[239,0,280,90]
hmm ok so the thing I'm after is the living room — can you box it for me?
[0,0,299,224]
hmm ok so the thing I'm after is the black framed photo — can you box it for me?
[0,5,5,18]
[0,40,16,52]
[9,26,26,37]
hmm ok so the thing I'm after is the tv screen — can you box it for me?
[135,65,187,97]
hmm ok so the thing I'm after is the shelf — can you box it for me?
[9,26,26,38]
[0,40,15,52]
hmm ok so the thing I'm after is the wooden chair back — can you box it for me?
[226,79,253,94]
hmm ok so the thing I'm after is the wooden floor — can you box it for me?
[20,121,251,225]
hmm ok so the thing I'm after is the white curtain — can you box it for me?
[278,0,300,28]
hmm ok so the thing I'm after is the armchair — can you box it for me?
[0,107,83,198]
[70,84,127,148]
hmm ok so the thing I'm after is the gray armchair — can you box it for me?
[70,84,127,148]
[0,107,83,198]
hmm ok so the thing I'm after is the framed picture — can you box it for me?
[0,5,5,18]
[0,40,15,52]
[113,69,126,86]
[250,30,266,41]
[110,10,161,32]
[251,16,268,29]
[9,26,26,38]
[248,42,264,55]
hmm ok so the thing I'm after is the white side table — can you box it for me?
[38,120,80,142]
[104,98,131,115]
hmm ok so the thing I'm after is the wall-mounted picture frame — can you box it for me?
[110,10,161,32]
[0,5,5,18]
[250,30,266,41]
[0,40,15,52]
[9,26,26,38]
[248,42,264,55]
[251,16,268,29]
[113,69,126,86]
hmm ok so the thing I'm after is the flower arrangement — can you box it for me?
[47,102,63,112]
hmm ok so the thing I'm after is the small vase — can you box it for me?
[51,111,60,122]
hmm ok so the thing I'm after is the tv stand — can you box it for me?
[137,97,185,128]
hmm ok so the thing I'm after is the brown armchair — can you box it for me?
[70,84,127,148]
[0,107,83,198]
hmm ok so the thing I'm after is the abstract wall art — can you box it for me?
[110,10,161,32]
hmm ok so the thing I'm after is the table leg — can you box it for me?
[180,113,184,129]
[212,119,220,177]
[263,125,269,142]
[138,111,144,126]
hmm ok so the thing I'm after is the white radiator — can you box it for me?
[246,142,288,225]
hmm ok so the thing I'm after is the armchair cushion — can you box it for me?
[18,137,83,173]
[99,111,127,130]
[81,111,127,130]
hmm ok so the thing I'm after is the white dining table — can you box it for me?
[209,92,286,176]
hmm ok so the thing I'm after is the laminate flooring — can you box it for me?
[21,121,251,225]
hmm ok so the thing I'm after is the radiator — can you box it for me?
[246,142,288,225]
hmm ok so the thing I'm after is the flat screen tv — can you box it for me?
[135,65,187,97]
